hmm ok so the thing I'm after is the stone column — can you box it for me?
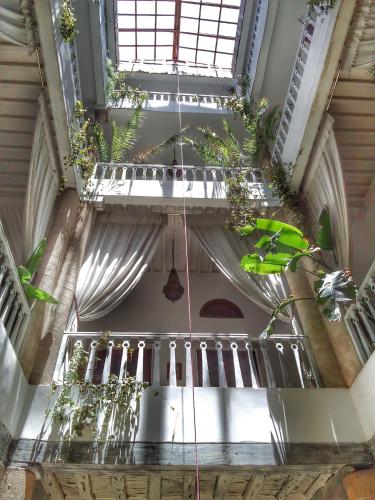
[18,190,81,379]
[30,203,93,384]
[286,269,346,387]
[0,468,36,500]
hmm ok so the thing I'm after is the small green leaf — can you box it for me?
[239,225,255,236]
[17,266,31,284]
[23,283,58,304]
[254,235,271,248]
[25,238,46,276]
[317,208,333,251]
[288,252,308,272]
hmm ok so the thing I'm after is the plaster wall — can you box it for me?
[17,385,365,444]
[350,351,375,441]
[0,323,28,436]
[78,271,290,335]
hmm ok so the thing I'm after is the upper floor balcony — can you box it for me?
[80,164,279,209]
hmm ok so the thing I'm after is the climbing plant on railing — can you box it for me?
[17,239,58,304]
[238,214,357,338]
[105,59,148,108]
[59,0,78,43]
[48,338,147,438]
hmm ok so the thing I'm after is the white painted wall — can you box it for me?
[79,271,291,335]
[0,322,29,436]
[17,385,365,444]
[350,351,375,441]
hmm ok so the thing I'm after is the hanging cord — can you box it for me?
[176,68,201,500]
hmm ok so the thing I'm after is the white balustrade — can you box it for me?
[345,263,375,364]
[54,333,321,389]
[0,221,30,352]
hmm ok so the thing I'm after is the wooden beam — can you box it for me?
[243,475,264,499]
[148,473,161,500]
[305,473,333,499]
[41,472,65,500]
[112,474,127,500]
[183,474,195,499]
[213,473,231,498]
[76,473,95,500]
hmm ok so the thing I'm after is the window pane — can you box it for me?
[118,1,135,14]
[180,33,197,48]
[214,52,233,68]
[179,48,196,63]
[196,50,215,65]
[137,46,155,59]
[180,17,198,33]
[118,15,136,29]
[137,1,156,14]
[156,46,172,59]
[137,15,156,29]
[118,31,136,45]
[220,7,239,23]
[157,1,175,15]
[219,22,237,37]
[199,20,218,36]
[119,46,136,60]
[137,31,155,45]
[201,5,220,20]
[156,31,173,45]
[157,15,174,29]
[217,38,235,54]
[181,3,200,18]
[198,35,216,52]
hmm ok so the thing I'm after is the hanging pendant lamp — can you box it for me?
[163,239,184,303]
[167,148,182,178]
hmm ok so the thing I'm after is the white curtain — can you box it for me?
[24,91,59,259]
[302,113,350,267]
[0,0,36,50]
[187,216,292,322]
[75,215,163,322]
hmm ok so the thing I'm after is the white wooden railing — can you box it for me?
[0,222,30,352]
[345,263,375,364]
[54,332,321,388]
[85,164,278,208]
[273,4,338,164]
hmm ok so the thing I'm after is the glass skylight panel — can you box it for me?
[117,0,241,73]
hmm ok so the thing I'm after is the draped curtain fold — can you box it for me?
[187,216,292,322]
[75,216,163,322]
[0,1,27,46]
[24,91,60,259]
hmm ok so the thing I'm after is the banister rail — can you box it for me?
[0,222,30,352]
[345,262,375,364]
[54,332,321,389]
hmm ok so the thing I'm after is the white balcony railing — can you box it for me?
[54,332,321,388]
[0,222,30,352]
[119,92,231,114]
[345,262,375,364]
[85,164,279,208]
[273,4,339,164]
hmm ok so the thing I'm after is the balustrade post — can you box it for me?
[136,340,145,383]
[245,341,259,389]
[261,342,276,388]
[169,340,177,387]
[152,339,161,386]
[231,342,244,388]
[215,340,227,388]
[185,340,193,387]
[200,341,210,387]
[275,342,289,387]
[101,341,114,384]
[85,340,98,383]
[119,340,129,381]
[291,343,305,388]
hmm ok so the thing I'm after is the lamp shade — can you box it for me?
[163,268,184,303]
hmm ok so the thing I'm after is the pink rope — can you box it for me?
[177,69,200,500]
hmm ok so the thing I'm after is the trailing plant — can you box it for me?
[48,339,147,438]
[17,239,58,304]
[238,216,357,337]
[105,59,148,108]
[308,0,337,15]
[66,118,96,181]
[59,0,78,43]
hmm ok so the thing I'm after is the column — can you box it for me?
[0,468,36,500]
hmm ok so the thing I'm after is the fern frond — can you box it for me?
[132,126,189,164]
[91,122,110,162]
[110,108,143,162]
[183,137,222,166]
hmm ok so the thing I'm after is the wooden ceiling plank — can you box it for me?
[242,475,265,499]
[149,473,161,500]
[213,474,231,498]
[41,472,65,500]
[112,474,127,500]
[304,473,333,499]
[183,474,195,500]
[76,474,95,500]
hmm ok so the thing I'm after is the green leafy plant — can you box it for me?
[17,239,58,304]
[48,339,147,438]
[59,0,78,43]
[105,59,148,108]
[66,118,96,181]
[238,218,357,337]
[308,0,337,15]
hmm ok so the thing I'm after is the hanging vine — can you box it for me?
[48,339,147,439]
[59,0,78,43]
[105,59,148,108]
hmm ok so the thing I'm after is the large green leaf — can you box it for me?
[17,266,31,284]
[277,229,309,251]
[317,208,333,251]
[23,283,58,304]
[240,252,291,274]
[255,218,304,236]
[25,238,46,276]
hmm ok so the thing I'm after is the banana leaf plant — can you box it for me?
[238,217,357,338]
[17,239,58,304]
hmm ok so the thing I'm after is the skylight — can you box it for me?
[117,0,242,75]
